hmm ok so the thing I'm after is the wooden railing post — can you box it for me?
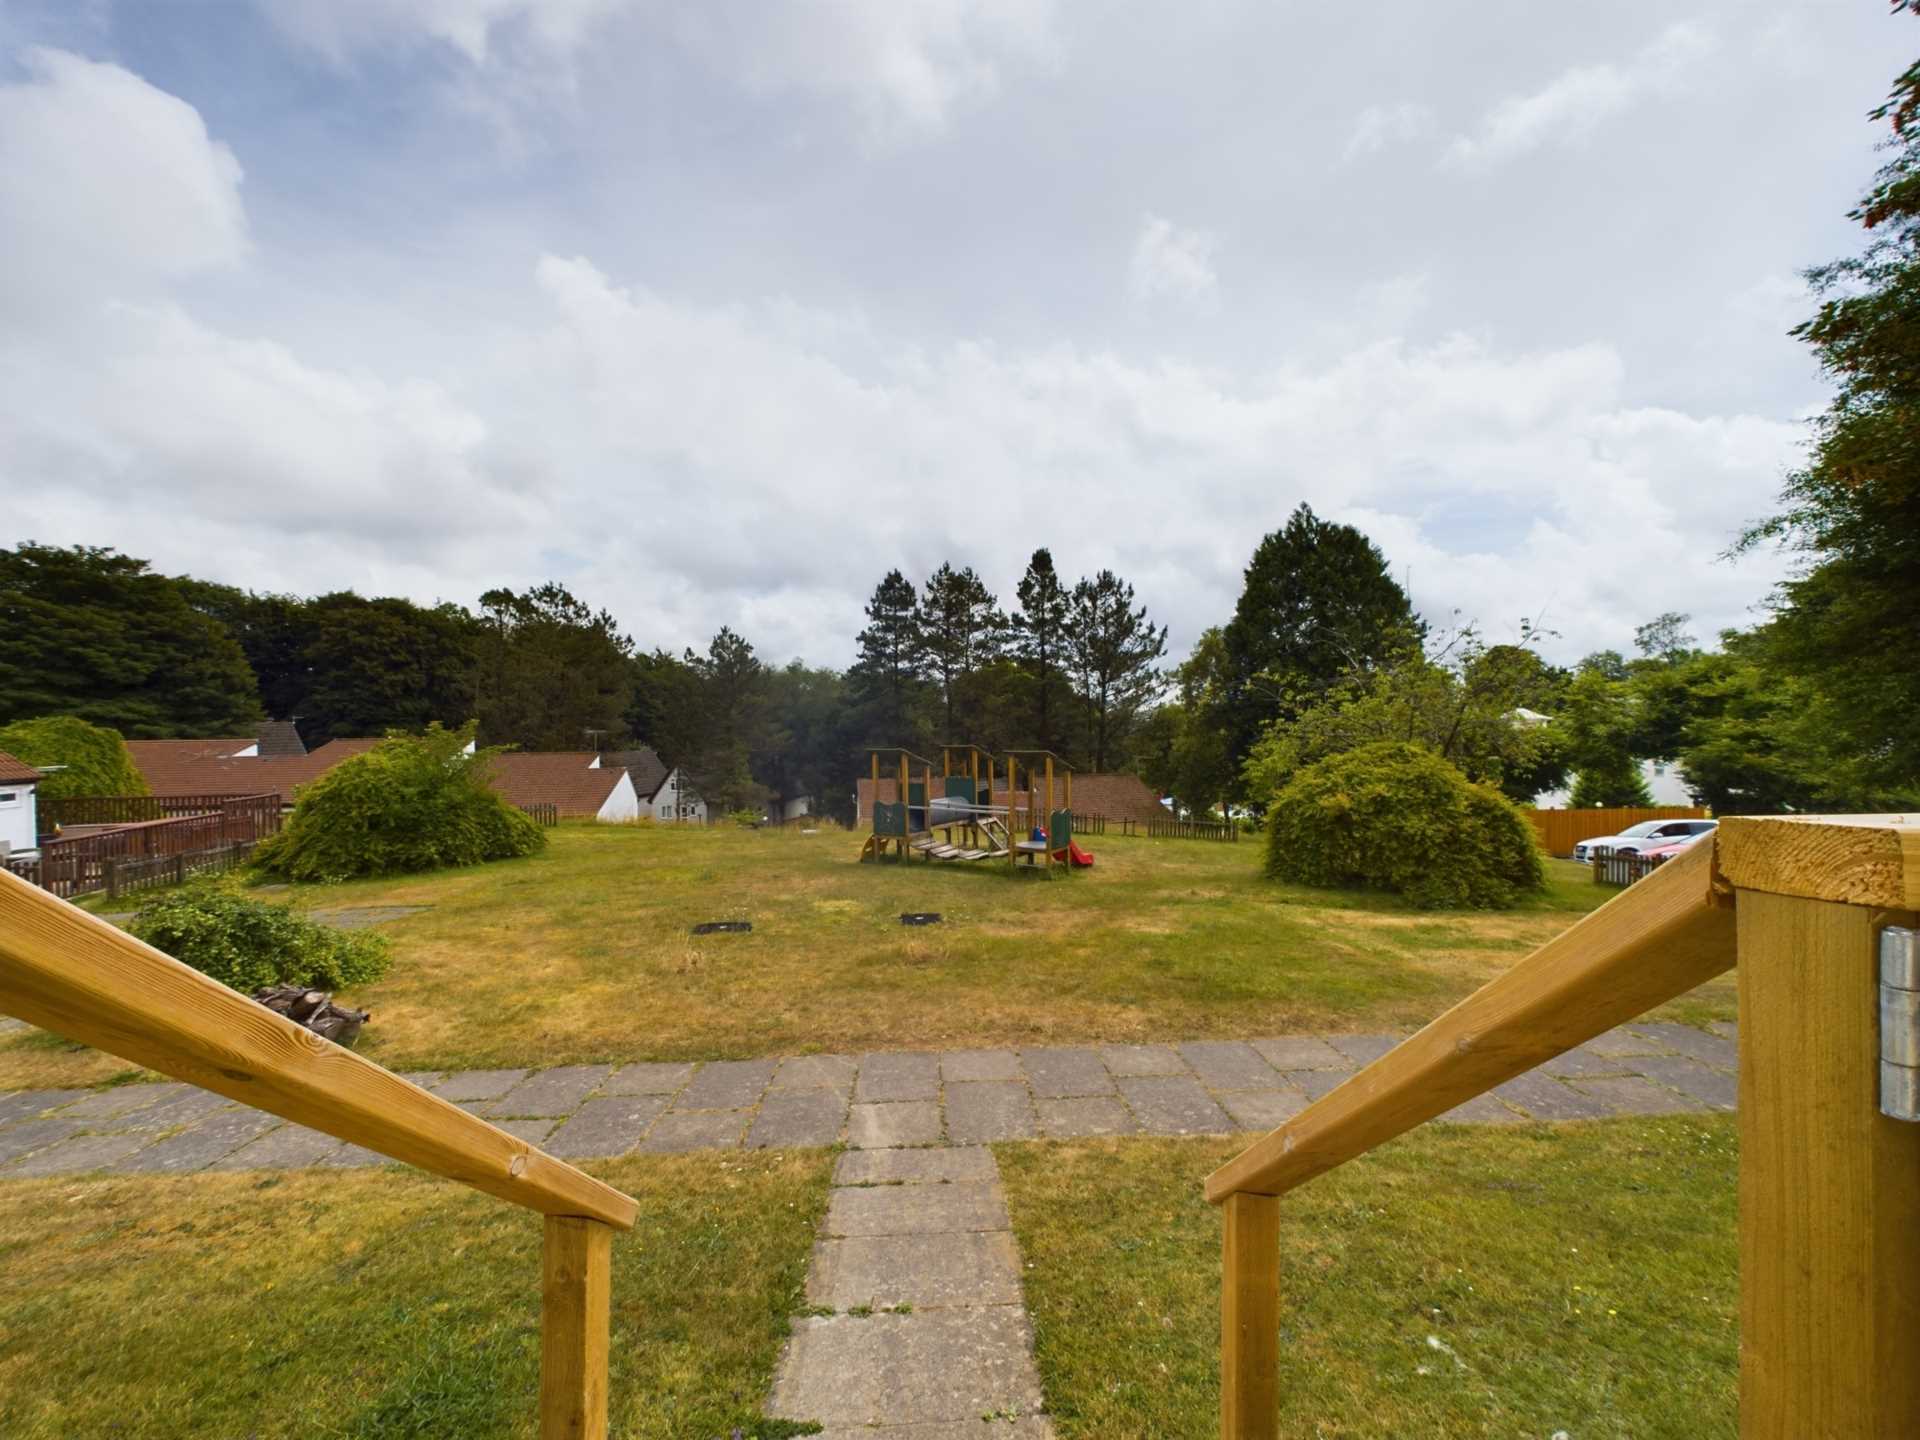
[1734,890,1920,1438]
[541,1216,613,1440]
[1220,1191,1279,1439]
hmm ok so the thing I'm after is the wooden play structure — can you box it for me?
[859,744,1090,876]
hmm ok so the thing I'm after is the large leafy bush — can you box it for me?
[254,722,544,882]
[131,881,390,994]
[0,715,148,799]
[1265,740,1545,909]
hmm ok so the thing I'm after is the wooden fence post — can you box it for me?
[1220,1191,1279,1439]
[541,1215,613,1440]
[1735,889,1920,1438]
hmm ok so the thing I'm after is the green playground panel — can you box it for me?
[944,776,976,803]
[873,802,909,837]
[1049,810,1074,847]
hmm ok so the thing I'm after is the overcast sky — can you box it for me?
[0,1,1904,669]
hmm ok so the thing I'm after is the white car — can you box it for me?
[1572,818,1717,864]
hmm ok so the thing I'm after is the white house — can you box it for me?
[0,750,44,859]
[597,747,711,824]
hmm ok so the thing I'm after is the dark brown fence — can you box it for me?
[1071,812,1108,836]
[9,796,282,899]
[1143,815,1240,842]
[518,802,560,827]
[1591,848,1670,887]
[41,793,281,829]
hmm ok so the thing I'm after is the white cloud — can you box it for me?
[0,48,247,319]
[664,0,1057,136]
[1128,215,1218,304]
[257,0,631,67]
[1444,21,1716,171]
[1343,101,1434,161]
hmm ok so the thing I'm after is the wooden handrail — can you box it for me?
[1206,836,1736,1204]
[0,868,635,1227]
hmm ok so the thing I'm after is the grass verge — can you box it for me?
[997,1117,1737,1438]
[0,1149,831,1439]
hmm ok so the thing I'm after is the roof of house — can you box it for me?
[482,752,630,817]
[127,737,380,804]
[600,746,669,799]
[0,749,44,784]
[255,720,307,759]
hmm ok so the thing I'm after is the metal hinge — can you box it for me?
[1882,926,1920,1122]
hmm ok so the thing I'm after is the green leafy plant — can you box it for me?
[253,722,545,882]
[130,880,391,994]
[1265,740,1545,909]
[0,715,149,799]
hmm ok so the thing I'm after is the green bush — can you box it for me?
[254,722,545,882]
[131,881,391,994]
[1265,740,1546,909]
[0,715,148,799]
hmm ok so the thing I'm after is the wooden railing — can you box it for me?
[1208,816,1920,1438]
[1591,846,1670,887]
[0,869,636,1438]
[1146,815,1239,842]
[41,793,282,828]
[519,802,561,827]
[11,795,283,899]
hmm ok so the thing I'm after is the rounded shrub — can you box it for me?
[1264,740,1545,909]
[131,880,391,994]
[254,722,545,882]
[0,715,148,799]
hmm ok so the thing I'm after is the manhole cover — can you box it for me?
[900,913,943,926]
[691,921,752,935]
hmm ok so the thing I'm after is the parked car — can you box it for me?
[1571,818,1717,864]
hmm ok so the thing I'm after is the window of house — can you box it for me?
[0,791,18,807]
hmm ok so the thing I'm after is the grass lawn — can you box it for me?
[997,1116,1738,1439]
[0,1148,831,1439]
[2,823,1736,1090]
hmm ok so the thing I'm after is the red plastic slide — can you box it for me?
[1064,842,1095,867]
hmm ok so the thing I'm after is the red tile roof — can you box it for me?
[127,737,380,805]
[481,752,628,817]
[0,749,44,785]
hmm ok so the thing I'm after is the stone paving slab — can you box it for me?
[1020,1047,1112,1098]
[769,1309,1044,1429]
[0,1020,1744,1178]
[4,1131,152,1177]
[850,1101,942,1149]
[817,1422,1054,1440]
[1328,1033,1402,1065]
[1179,1040,1284,1091]
[856,1052,939,1103]
[545,1095,670,1158]
[809,1230,1023,1309]
[835,1146,998,1187]
[602,1061,694,1095]
[826,1182,1010,1238]
[750,1091,848,1148]
[945,1082,1036,1143]
[208,1123,345,1170]
[1036,1096,1136,1138]
[485,1065,614,1118]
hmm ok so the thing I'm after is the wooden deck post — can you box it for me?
[1735,890,1920,1438]
[1220,1191,1279,1440]
[541,1215,613,1440]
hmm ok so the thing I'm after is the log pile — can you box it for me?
[250,984,370,1048]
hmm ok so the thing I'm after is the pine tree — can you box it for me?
[1069,570,1168,770]
[916,563,1006,739]
[1011,548,1074,752]
[849,569,922,738]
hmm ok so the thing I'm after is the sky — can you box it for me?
[0,0,1907,671]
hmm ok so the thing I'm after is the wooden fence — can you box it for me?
[518,802,560,827]
[1524,805,1707,858]
[1071,812,1108,836]
[1143,815,1239,842]
[41,793,280,828]
[8,795,282,900]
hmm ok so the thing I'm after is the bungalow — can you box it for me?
[125,736,381,807]
[0,750,43,859]
[481,752,640,822]
[601,747,711,824]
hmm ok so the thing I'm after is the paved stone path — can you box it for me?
[769,1146,1052,1437]
[0,1021,1738,1179]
